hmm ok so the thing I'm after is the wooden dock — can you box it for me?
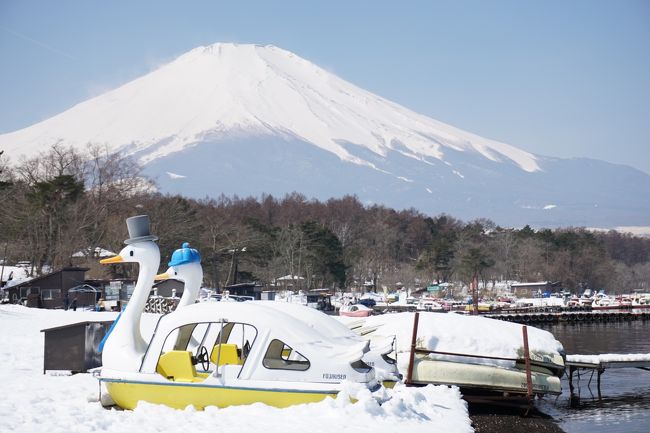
[486,308,650,324]
[565,354,650,400]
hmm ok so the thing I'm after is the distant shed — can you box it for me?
[224,282,263,300]
[5,267,89,308]
[510,281,562,297]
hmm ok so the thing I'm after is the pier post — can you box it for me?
[405,312,420,385]
[522,325,533,400]
[597,368,603,400]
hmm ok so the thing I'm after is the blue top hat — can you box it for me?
[168,242,201,267]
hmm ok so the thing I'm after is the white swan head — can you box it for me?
[100,241,161,267]
[154,242,203,307]
[98,216,161,372]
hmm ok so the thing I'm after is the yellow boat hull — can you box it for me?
[105,380,338,410]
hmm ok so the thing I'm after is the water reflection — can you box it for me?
[535,321,650,433]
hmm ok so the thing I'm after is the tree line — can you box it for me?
[1,145,649,295]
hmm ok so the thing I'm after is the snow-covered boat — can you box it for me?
[95,216,379,410]
[408,352,563,398]
[154,244,399,385]
[157,242,401,382]
[254,300,401,383]
[339,303,373,317]
[416,298,445,312]
[340,312,565,399]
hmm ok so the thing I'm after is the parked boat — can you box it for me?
[339,303,373,317]
[416,298,445,312]
[95,216,380,410]
[409,352,563,397]
[156,243,400,384]
[341,312,564,399]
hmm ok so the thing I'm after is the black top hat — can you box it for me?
[124,215,159,245]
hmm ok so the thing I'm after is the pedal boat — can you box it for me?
[96,302,378,409]
[96,216,378,410]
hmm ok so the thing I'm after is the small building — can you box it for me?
[224,282,263,300]
[5,267,90,308]
[153,279,185,298]
[510,281,562,298]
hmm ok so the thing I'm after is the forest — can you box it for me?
[1,145,649,295]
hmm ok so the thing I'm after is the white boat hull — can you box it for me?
[411,357,562,396]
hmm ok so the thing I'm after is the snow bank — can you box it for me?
[0,305,473,433]
[341,312,563,371]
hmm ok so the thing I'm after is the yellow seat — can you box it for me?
[211,343,241,366]
[156,350,200,382]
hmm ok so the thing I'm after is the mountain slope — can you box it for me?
[1,43,648,227]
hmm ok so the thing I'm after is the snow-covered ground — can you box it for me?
[0,305,473,433]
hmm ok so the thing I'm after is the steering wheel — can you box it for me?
[195,346,210,371]
[242,340,251,358]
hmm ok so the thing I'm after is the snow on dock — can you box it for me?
[565,352,650,399]
[566,353,650,369]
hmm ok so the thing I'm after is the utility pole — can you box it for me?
[226,247,246,286]
[0,243,7,289]
[472,273,479,315]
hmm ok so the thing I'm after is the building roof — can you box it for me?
[7,267,89,290]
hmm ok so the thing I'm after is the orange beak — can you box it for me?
[100,255,124,264]
[154,272,170,281]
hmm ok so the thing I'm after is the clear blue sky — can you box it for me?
[1,0,649,173]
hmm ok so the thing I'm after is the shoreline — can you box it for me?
[469,405,565,433]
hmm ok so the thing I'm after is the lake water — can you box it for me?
[535,320,650,433]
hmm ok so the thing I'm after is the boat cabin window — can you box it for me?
[158,321,258,371]
[262,339,310,371]
[161,322,209,352]
[212,322,257,361]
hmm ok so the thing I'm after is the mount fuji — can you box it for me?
[1,43,648,227]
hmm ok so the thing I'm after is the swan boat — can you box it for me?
[154,244,400,384]
[95,216,379,410]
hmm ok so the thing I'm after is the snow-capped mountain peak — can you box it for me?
[0,42,539,173]
[3,43,648,228]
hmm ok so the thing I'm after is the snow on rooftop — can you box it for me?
[71,247,116,258]
[0,304,473,433]
[0,265,33,287]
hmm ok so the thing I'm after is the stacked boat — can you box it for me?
[340,312,565,400]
